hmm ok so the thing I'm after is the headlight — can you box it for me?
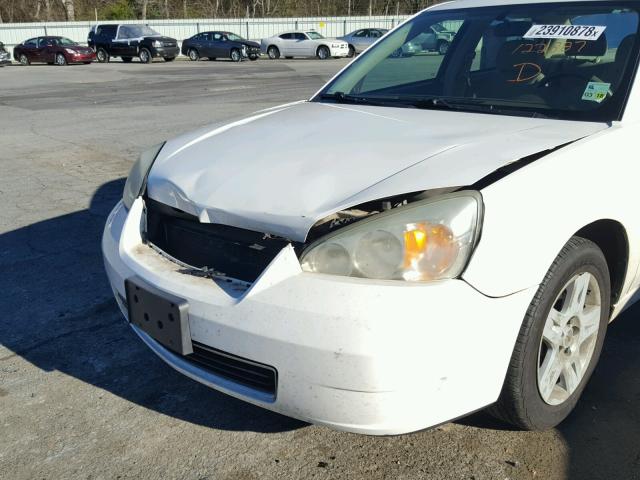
[65,48,77,54]
[153,40,163,48]
[300,191,482,282]
[122,143,164,210]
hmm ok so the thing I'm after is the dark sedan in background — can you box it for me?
[13,36,95,65]
[181,31,261,62]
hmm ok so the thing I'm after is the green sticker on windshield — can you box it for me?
[582,82,611,103]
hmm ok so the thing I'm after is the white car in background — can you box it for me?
[260,31,349,59]
[104,0,640,435]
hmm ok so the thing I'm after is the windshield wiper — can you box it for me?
[403,96,549,119]
[318,92,414,109]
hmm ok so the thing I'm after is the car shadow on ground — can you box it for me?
[459,301,640,479]
[0,178,305,434]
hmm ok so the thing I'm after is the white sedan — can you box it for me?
[260,31,349,59]
[103,0,640,435]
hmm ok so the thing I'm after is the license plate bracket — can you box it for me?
[125,277,193,356]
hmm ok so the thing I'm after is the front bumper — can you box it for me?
[69,52,96,62]
[329,46,349,57]
[153,46,180,58]
[103,198,536,435]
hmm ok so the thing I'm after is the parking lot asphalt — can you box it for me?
[1,58,639,480]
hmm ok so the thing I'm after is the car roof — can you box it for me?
[430,0,620,10]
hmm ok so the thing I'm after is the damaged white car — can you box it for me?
[103,0,640,435]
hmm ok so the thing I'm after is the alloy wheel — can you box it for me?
[231,49,241,62]
[537,272,602,405]
[56,53,67,66]
[139,49,150,63]
[188,49,199,61]
[19,54,29,65]
[318,46,329,60]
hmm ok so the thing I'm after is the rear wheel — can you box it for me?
[55,53,67,66]
[96,48,109,63]
[187,48,199,61]
[230,48,242,62]
[139,48,151,64]
[490,237,610,430]
[317,45,330,60]
[267,45,280,59]
[121,57,133,63]
[347,45,356,58]
[19,54,30,65]
[249,54,259,61]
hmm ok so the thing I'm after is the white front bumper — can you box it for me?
[329,46,349,57]
[102,198,537,435]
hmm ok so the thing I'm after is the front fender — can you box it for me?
[463,125,639,299]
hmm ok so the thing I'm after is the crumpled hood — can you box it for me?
[147,101,607,241]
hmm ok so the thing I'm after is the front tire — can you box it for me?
[19,54,30,65]
[267,45,280,59]
[230,48,242,62]
[491,236,610,430]
[347,45,356,58]
[317,45,330,60]
[96,48,109,63]
[139,48,152,64]
[187,48,199,61]
[55,53,67,66]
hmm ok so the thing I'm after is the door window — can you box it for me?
[24,38,37,47]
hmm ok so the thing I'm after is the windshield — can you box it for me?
[307,31,325,39]
[226,33,244,41]
[318,1,640,122]
[117,25,161,39]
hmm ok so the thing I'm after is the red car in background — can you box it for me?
[13,36,95,65]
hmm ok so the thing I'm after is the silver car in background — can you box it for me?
[338,28,388,57]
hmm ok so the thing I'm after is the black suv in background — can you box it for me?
[88,24,179,63]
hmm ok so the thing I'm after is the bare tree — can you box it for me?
[61,0,75,20]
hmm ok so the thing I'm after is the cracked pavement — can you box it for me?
[1,59,639,480]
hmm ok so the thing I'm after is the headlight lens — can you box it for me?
[122,143,164,210]
[300,191,482,282]
[153,40,163,48]
[65,48,77,54]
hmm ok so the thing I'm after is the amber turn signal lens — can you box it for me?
[403,223,458,281]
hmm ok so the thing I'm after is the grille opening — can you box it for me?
[187,341,277,396]
[145,198,290,283]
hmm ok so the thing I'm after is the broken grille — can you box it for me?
[144,197,289,283]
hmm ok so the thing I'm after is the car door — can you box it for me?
[422,27,439,51]
[112,26,137,57]
[208,33,225,57]
[19,38,38,62]
[41,37,57,63]
[352,30,369,52]
[294,33,312,56]
[277,33,294,56]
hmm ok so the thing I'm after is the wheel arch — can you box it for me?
[574,219,629,307]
